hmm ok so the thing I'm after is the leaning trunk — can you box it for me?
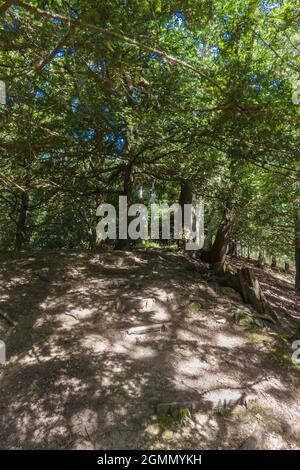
[209,202,235,272]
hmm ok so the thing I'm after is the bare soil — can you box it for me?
[0,250,299,450]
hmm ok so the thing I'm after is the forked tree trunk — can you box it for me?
[15,192,29,251]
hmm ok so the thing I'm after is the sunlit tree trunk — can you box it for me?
[257,250,266,268]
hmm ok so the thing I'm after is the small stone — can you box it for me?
[145,423,160,436]
[162,429,173,440]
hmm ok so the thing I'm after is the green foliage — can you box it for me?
[0,0,299,261]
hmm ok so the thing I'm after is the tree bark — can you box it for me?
[271,257,277,269]
[284,262,290,273]
[257,250,266,268]
[228,240,237,256]
[209,201,235,273]
[203,212,216,252]
[220,267,278,323]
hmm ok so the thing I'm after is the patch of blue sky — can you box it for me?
[52,18,62,25]
[104,132,125,152]
[223,32,231,40]
[149,52,159,60]
[105,131,116,143]
[211,45,221,56]
[35,89,46,99]
[70,9,79,19]
[132,88,141,103]
[261,1,281,14]
[194,38,204,48]
[72,129,95,140]
[54,48,65,58]
[115,136,125,152]
[88,60,107,76]
[166,11,185,31]
[2,21,17,32]
[86,130,95,140]
[71,98,79,112]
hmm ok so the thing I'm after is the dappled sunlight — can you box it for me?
[0,250,299,450]
[215,333,248,348]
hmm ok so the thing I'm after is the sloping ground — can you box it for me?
[230,256,299,333]
[0,250,299,450]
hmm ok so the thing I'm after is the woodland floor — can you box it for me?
[0,250,299,450]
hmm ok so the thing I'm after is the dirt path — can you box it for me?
[0,250,299,449]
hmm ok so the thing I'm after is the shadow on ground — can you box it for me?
[0,250,299,449]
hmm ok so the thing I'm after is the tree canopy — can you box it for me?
[0,0,299,282]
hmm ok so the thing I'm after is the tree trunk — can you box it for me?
[203,212,216,252]
[228,240,237,256]
[294,196,300,294]
[178,180,193,246]
[284,262,290,273]
[257,250,266,268]
[220,267,278,323]
[15,192,29,251]
[209,201,235,273]
[271,257,277,269]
